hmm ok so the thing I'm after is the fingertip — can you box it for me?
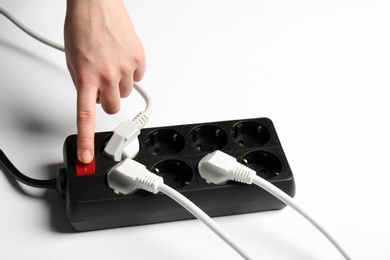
[78,149,93,164]
[100,95,121,114]
[102,102,121,114]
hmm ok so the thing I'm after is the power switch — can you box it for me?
[75,157,96,176]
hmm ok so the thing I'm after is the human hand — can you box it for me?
[64,0,146,164]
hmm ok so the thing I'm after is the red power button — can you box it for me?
[75,157,96,176]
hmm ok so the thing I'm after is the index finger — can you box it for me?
[76,85,97,164]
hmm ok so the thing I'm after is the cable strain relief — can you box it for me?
[132,111,149,127]
[232,164,255,184]
[138,172,163,194]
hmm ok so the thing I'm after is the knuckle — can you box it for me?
[78,134,94,144]
[122,59,133,71]
[99,67,117,86]
[77,109,94,122]
[74,68,95,88]
[119,60,134,78]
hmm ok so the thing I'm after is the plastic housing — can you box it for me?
[62,117,295,231]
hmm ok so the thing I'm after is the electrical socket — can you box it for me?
[62,117,295,231]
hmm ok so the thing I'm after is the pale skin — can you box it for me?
[64,0,146,164]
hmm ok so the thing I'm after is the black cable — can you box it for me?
[0,149,56,189]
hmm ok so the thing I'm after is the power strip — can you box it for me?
[61,117,295,231]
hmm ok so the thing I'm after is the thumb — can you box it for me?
[76,85,97,164]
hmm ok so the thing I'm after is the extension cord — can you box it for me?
[61,117,295,231]
[1,9,353,259]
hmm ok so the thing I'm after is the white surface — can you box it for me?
[1,0,389,259]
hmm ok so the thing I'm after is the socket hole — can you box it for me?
[152,160,193,189]
[231,122,270,148]
[189,125,228,153]
[241,151,281,180]
[145,129,185,156]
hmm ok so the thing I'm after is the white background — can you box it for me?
[1,0,389,259]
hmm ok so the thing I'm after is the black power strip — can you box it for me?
[62,117,295,231]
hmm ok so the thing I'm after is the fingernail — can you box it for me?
[80,150,93,164]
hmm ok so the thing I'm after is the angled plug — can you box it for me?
[107,158,163,195]
[198,150,256,185]
[104,82,153,161]
[104,116,144,161]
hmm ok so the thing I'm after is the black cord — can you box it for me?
[0,149,57,189]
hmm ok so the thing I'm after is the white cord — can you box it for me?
[251,176,352,260]
[159,184,252,260]
[107,158,254,260]
[1,7,152,160]
[133,83,153,117]
[198,150,353,260]
[0,7,64,52]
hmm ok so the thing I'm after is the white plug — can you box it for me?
[198,150,256,185]
[104,82,153,161]
[104,118,141,161]
[104,110,150,161]
[107,158,163,195]
[122,138,141,159]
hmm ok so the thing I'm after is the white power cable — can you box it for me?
[198,150,353,260]
[0,7,64,51]
[107,158,254,260]
[251,175,352,259]
[0,7,152,160]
